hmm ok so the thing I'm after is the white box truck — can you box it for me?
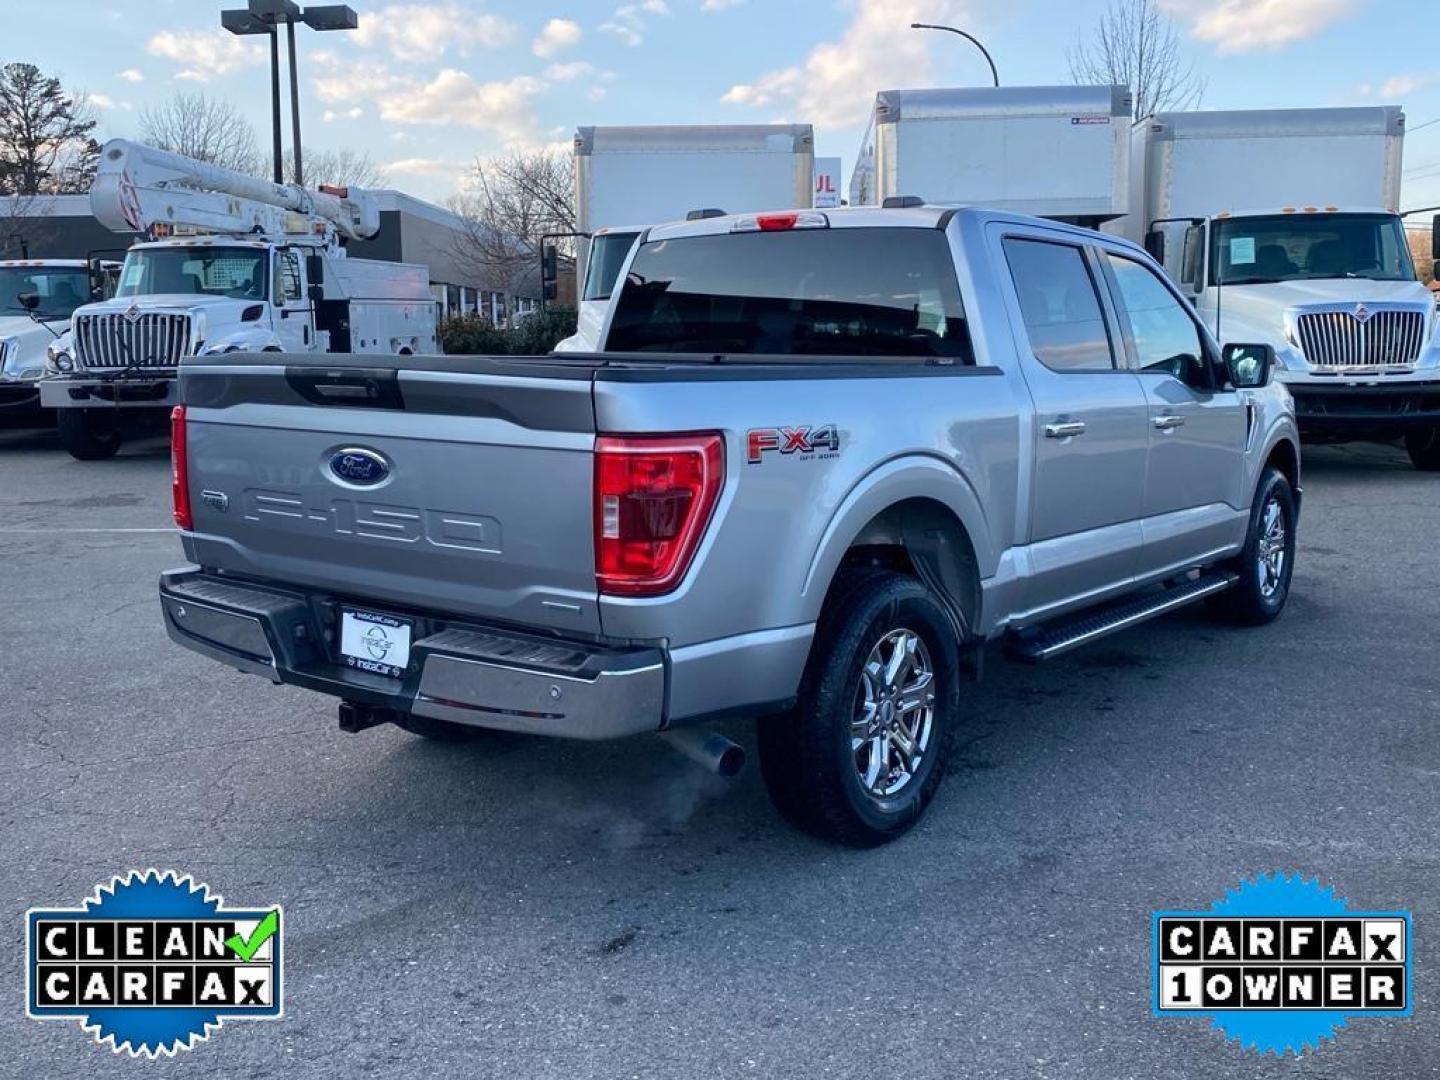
[850,85,1132,226]
[558,124,815,351]
[1121,107,1440,469]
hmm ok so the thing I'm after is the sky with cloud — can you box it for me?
[13,0,1440,208]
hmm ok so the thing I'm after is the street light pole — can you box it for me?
[222,3,358,188]
[910,22,1000,87]
[286,18,304,186]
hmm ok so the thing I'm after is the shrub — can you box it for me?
[439,314,510,356]
[511,307,579,355]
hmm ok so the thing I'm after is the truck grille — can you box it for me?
[73,311,193,371]
[1294,307,1427,369]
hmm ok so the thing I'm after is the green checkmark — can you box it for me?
[225,909,279,962]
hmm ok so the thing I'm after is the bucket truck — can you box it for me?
[41,139,439,460]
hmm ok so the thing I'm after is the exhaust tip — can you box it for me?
[661,729,746,777]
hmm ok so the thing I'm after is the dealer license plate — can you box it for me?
[339,609,412,678]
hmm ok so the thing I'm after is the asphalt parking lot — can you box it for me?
[1,426,1437,1079]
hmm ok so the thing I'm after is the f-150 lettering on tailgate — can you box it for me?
[241,489,502,555]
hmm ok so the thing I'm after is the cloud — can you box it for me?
[315,55,547,148]
[1160,0,1358,54]
[722,0,972,129]
[533,17,583,58]
[545,61,596,82]
[1357,72,1439,100]
[352,3,516,62]
[87,93,131,111]
[599,1,670,46]
[383,157,469,179]
[587,86,608,102]
[701,0,744,8]
[322,106,367,121]
[117,69,144,84]
[146,30,266,81]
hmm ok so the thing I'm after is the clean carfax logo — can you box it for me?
[26,870,283,1057]
[1153,873,1411,1055]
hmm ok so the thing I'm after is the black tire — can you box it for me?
[56,408,122,461]
[757,569,962,848]
[392,713,489,742]
[1212,467,1297,626]
[1405,426,1440,471]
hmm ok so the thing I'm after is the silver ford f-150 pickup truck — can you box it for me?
[159,205,1301,846]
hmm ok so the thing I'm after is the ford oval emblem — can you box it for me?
[329,448,390,486]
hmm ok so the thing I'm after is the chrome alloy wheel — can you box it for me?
[1257,495,1288,599]
[852,628,936,799]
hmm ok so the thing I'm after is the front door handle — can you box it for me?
[1044,420,1087,439]
[1153,414,1186,431]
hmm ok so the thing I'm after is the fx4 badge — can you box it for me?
[747,424,841,464]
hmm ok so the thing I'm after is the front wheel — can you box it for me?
[56,408,122,461]
[1405,426,1440,471]
[1212,467,1297,626]
[757,570,962,847]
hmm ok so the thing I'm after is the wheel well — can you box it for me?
[1265,439,1299,492]
[834,497,980,640]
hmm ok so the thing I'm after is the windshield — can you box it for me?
[116,246,268,300]
[0,266,90,319]
[606,227,973,360]
[583,232,640,302]
[1211,213,1414,286]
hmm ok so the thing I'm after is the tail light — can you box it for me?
[595,433,725,596]
[171,405,192,531]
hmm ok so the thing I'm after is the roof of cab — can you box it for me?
[643,203,1145,254]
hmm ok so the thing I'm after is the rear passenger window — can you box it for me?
[1003,238,1114,373]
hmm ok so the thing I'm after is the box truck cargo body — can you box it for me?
[851,85,1132,225]
[1124,107,1440,467]
[559,124,815,351]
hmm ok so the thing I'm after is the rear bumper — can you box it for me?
[1289,380,1440,436]
[40,375,179,409]
[159,568,666,740]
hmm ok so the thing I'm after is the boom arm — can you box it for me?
[90,139,381,244]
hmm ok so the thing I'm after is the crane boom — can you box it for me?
[90,139,381,246]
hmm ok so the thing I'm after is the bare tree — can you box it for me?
[0,62,98,194]
[449,150,575,318]
[1069,0,1205,120]
[284,146,384,189]
[139,91,259,174]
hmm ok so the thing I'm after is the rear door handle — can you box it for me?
[1044,420,1087,439]
[1153,414,1186,431]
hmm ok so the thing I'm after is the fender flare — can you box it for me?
[800,452,996,627]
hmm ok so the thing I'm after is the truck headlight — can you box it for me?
[45,340,74,374]
[0,336,16,376]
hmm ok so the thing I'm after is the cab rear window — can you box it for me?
[605,227,973,361]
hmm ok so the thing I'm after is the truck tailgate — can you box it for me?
[180,355,603,635]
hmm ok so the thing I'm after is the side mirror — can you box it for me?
[16,292,39,312]
[542,281,557,302]
[541,245,558,283]
[1144,230,1165,263]
[1430,214,1440,271]
[1223,343,1273,389]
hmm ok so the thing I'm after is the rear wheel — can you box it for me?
[758,569,961,847]
[1212,467,1296,626]
[56,408,122,461]
[1405,426,1440,471]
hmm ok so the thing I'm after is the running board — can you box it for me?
[1006,571,1239,664]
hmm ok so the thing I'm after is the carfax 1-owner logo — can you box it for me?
[1154,873,1412,1055]
[25,870,282,1057]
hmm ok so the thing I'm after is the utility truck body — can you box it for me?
[1121,107,1440,468]
[851,85,1132,227]
[41,140,438,460]
[558,124,815,352]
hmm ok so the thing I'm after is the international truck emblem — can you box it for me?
[1352,304,1373,324]
[123,303,143,324]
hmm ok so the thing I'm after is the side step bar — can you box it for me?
[1006,571,1239,664]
